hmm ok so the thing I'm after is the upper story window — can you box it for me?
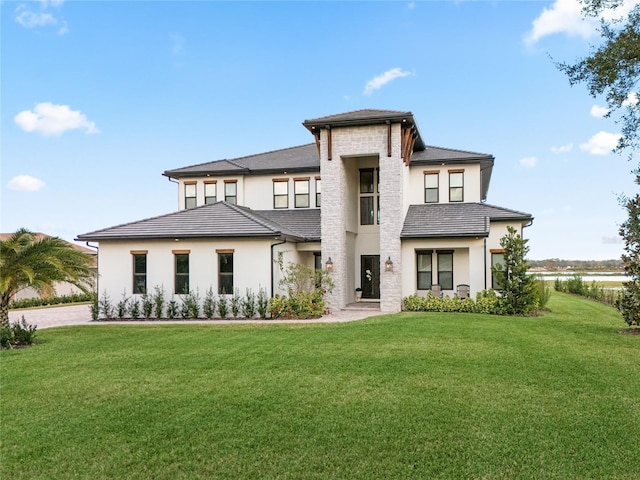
[449,170,464,202]
[360,168,379,225]
[174,251,190,294]
[273,179,288,209]
[184,182,197,209]
[424,172,439,203]
[204,181,217,205]
[224,181,237,205]
[294,178,309,208]
[315,177,321,207]
[132,251,147,294]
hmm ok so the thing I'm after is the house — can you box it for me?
[1,233,97,301]
[77,109,532,313]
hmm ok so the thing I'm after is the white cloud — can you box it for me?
[15,1,67,35]
[580,131,622,154]
[623,92,639,106]
[602,235,623,245]
[363,68,412,96]
[525,0,640,45]
[590,104,609,117]
[8,175,45,192]
[14,102,99,136]
[519,156,538,168]
[169,32,184,56]
[525,0,596,45]
[551,143,573,153]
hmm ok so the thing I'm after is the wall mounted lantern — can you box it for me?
[384,256,394,272]
[325,257,333,272]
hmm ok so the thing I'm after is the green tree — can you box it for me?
[0,229,94,327]
[493,226,538,315]
[556,0,640,326]
[617,182,640,326]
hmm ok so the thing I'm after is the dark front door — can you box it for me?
[361,255,380,299]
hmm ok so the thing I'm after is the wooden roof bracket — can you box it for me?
[401,125,416,165]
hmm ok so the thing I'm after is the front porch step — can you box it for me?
[342,302,381,312]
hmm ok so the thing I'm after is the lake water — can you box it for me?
[532,273,629,282]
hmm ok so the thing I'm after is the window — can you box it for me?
[416,251,433,290]
[174,252,189,294]
[449,171,464,202]
[132,252,147,294]
[437,251,454,290]
[294,178,309,208]
[492,251,505,290]
[273,180,288,209]
[184,182,197,209]
[315,178,321,207]
[204,182,217,204]
[360,196,374,225]
[218,251,234,294]
[225,181,237,204]
[359,169,376,225]
[425,172,439,203]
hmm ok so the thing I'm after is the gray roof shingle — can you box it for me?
[401,203,532,239]
[77,202,321,242]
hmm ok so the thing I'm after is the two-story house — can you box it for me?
[77,109,532,313]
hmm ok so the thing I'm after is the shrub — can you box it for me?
[129,297,141,319]
[241,289,256,318]
[99,291,114,319]
[218,296,229,318]
[271,261,333,319]
[153,285,166,319]
[257,287,269,319]
[203,287,217,319]
[181,290,201,319]
[0,316,37,349]
[401,290,508,315]
[116,291,130,318]
[231,289,241,318]
[533,276,551,310]
[141,294,154,319]
[166,297,179,319]
[9,292,93,310]
[90,292,99,321]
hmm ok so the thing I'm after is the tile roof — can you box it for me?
[164,143,320,178]
[410,145,493,163]
[401,203,532,239]
[76,202,320,242]
[303,109,413,124]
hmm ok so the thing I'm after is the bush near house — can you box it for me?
[0,316,37,349]
[554,275,622,307]
[9,292,93,310]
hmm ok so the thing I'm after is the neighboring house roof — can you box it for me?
[401,203,533,239]
[76,202,321,242]
[163,143,320,178]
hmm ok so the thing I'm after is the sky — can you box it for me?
[2,0,639,261]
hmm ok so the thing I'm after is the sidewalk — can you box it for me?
[9,304,383,329]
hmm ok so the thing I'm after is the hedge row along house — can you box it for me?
[77,109,533,314]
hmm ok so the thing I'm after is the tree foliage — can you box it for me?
[493,226,538,315]
[617,180,640,325]
[0,229,95,327]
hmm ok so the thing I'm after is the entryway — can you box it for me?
[360,255,380,299]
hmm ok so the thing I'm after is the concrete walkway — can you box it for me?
[8,303,384,329]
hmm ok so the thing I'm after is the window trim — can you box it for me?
[294,177,310,208]
[217,249,234,295]
[184,181,197,209]
[273,178,289,209]
[416,249,433,290]
[204,181,217,205]
[131,250,148,294]
[173,250,190,294]
[424,170,439,204]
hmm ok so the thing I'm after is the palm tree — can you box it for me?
[0,229,94,327]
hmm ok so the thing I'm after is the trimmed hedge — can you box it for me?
[402,290,507,315]
[9,292,93,310]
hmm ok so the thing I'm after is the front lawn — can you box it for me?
[1,292,638,479]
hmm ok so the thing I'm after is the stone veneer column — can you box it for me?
[320,128,347,312]
[378,123,403,313]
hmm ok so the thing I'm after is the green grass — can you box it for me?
[1,292,639,479]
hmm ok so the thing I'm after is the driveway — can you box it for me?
[8,303,383,329]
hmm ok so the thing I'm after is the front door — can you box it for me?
[361,255,380,299]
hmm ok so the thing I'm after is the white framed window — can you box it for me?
[294,178,309,208]
[273,180,288,209]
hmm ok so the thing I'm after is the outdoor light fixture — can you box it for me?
[325,257,333,272]
[384,256,394,272]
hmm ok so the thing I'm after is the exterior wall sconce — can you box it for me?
[384,256,394,272]
[325,257,333,272]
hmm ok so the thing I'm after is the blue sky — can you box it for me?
[2,0,639,260]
